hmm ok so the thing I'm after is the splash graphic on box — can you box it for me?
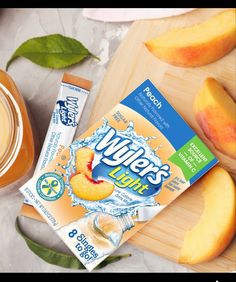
[20,80,218,271]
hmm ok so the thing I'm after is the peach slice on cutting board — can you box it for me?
[179,166,236,264]
[194,77,236,159]
[145,9,236,67]
[70,173,114,201]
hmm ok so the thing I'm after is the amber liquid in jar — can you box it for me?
[0,70,35,187]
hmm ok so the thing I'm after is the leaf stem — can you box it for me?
[15,216,131,270]
[91,54,101,61]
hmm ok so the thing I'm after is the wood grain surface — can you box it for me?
[89,8,236,272]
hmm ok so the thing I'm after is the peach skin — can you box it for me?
[179,166,236,264]
[145,9,236,67]
[194,77,236,159]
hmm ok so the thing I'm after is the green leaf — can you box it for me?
[15,217,131,270]
[6,34,99,70]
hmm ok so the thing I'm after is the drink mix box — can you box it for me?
[20,79,218,271]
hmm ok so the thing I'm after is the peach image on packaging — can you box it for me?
[20,79,218,271]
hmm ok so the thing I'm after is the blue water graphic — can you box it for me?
[64,119,168,216]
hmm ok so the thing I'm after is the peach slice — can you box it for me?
[179,166,236,264]
[194,77,236,159]
[75,147,94,178]
[70,173,114,201]
[145,9,236,67]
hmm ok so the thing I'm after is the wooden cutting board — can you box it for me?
[89,8,236,272]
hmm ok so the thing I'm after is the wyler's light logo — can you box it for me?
[36,172,65,201]
[93,128,170,197]
[57,96,78,127]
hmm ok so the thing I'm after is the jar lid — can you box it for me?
[0,83,23,177]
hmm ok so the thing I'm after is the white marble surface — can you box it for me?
[0,8,191,272]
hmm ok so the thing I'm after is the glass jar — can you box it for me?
[0,70,35,187]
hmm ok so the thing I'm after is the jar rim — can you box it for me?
[0,83,23,177]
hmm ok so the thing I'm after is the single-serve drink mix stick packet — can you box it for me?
[20,80,218,271]
[21,73,92,219]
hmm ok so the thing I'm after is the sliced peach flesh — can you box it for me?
[145,9,236,67]
[70,173,114,201]
[194,77,236,159]
[179,166,236,264]
[75,147,94,178]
